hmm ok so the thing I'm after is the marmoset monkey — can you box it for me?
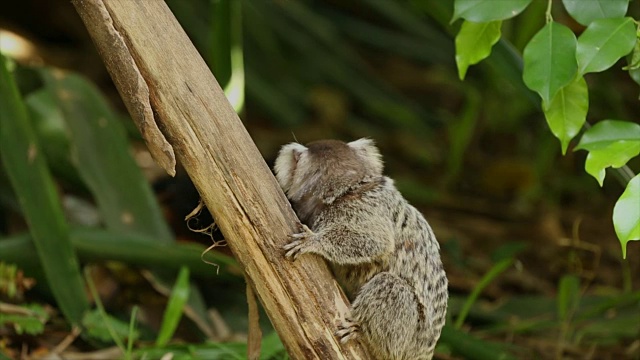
[274,138,448,360]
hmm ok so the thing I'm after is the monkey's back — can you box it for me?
[313,177,448,358]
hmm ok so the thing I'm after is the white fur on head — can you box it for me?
[348,138,383,175]
[274,142,307,193]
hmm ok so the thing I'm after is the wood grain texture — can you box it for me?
[71,0,370,358]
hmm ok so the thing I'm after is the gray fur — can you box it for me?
[275,139,448,360]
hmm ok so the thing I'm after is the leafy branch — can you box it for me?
[453,0,640,257]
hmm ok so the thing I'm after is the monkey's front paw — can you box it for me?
[335,318,360,343]
[283,224,316,260]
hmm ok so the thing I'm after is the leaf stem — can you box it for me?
[545,0,553,23]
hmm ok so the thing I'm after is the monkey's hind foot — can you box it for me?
[283,224,316,260]
[336,318,360,343]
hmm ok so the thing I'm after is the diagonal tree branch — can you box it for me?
[71,0,370,358]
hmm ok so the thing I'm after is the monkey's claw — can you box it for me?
[336,318,360,343]
[283,225,316,260]
[289,224,315,239]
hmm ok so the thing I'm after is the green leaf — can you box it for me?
[0,52,89,325]
[614,174,640,259]
[156,266,191,347]
[542,76,588,154]
[577,17,636,75]
[455,20,502,80]
[82,309,139,344]
[575,120,640,151]
[584,141,640,186]
[0,228,237,280]
[452,0,532,22]
[39,71,174,242]
[523,22,577,105]
[557,275,580,321]
[0,304,48,335]
[562,0,629,26]
[210,0,245,112]
[576,120,640,185]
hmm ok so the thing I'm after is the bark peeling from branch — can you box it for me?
[72,0,176,176]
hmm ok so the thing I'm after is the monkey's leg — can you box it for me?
[340,272,421,359]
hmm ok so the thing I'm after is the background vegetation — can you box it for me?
[1,1,639,359]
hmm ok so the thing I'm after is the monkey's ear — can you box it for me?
[274,143,307,192]
[348,138,383,175]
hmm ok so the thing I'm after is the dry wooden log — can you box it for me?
[71,0,371,358]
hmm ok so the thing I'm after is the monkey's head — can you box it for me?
[274,138,383,205]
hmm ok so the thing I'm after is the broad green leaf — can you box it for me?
[584,141,640,186]
[0,52,89,325]
[575,120,640,151]
[25,89,86,190]
[542,76,588,154]
[523,22,577,105]
[614,174,640,259]
[557,275,580,321]
[452,0,532,22]
[0,228,237,280]
[577,17,636,75]
[575,120,640,186]
[455,20,502,80]
[40,71,173,241]
[562,0,629,26]
[156,267,191,347]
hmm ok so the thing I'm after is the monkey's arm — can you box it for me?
[284,215,394,265]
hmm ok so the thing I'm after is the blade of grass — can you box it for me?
[0,52,89,324]
[454,258,514,329]
[209,0,245,112]
[0,228,238,279]
[84,267,125,351]
[156,266,190,347]
[557,274,581,321]
[125,305,139,360]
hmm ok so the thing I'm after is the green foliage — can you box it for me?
[455,20,502,80]
[156,267,191,347]
[561,0,629,26]
[454,258,514,329]
[522,22,577,105]
[613,175,640,258]
[453,0,640,257]
[0,304,48,335]
[557,275,580,321]
[439,324,518,360]
[576,17,636,75]
[0,263,24,299]
[452,0,532,22]
[0,52,90,325]
[39,71,173,242]
[82,310,139,344]
[209,0,245,112]
[575,120,640,186]
[542,76,588,154]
